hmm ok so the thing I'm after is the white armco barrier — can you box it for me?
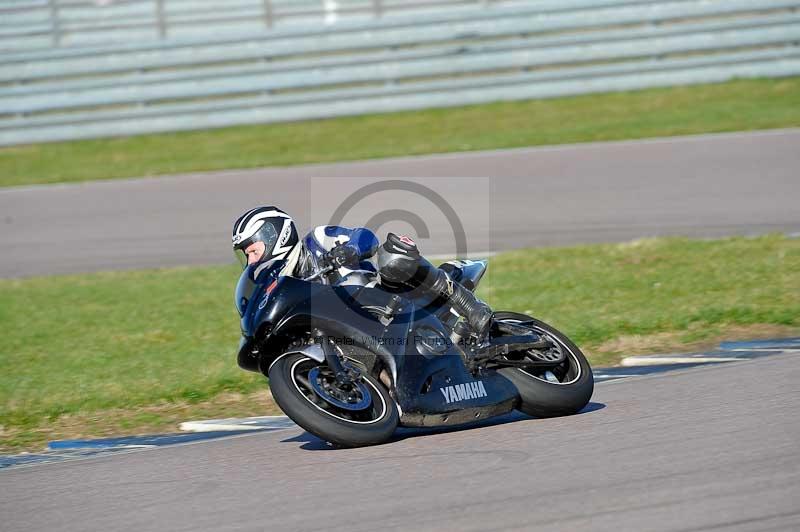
[1,0,799,145]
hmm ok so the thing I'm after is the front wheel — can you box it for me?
[268,353,399,447]
[495,312,594,418]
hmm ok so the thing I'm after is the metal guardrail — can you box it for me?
[5,0,799,77]
[0,0,645,61]
[0,0,496,50]
[1,0,799,145]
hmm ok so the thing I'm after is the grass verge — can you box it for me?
[1,234,798,451]
[2,77,800,187]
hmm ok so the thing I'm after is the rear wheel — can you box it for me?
[494,312,593,418]
[268,353,399,447]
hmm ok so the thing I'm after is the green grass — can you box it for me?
[0,266,259,425]
[2,77,800,187]
[1,235,798,451]
[482,236,800,355]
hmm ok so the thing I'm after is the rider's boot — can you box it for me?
[425,266,493,339]
[377,233,493,339]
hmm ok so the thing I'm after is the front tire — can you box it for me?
[495,312,594,418]
[268,353,399,447]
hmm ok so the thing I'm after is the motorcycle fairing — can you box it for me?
[241,275,409,380]
[392,307,518,426]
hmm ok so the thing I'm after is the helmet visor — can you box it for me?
[233,222,279,270]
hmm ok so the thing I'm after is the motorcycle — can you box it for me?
[235,256,593,447]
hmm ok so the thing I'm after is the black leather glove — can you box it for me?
[326,242,360,268]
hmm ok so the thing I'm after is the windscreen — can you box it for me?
[235,265,257,316]
[234,261,285,317]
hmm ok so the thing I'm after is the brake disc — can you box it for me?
[308,367,373,411]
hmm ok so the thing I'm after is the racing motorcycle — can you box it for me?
[235,256,593,447]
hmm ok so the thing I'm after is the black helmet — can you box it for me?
[231,206,299,269]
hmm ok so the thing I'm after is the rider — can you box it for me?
[231,206,493,338]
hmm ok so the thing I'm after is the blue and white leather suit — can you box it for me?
[294,225,380,281]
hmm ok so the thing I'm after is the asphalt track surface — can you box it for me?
[1,129,799,278]
[3,354,799,532]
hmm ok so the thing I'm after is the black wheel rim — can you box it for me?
[290,357,388,424]
[307,367,372,411]
[498,319,582,385]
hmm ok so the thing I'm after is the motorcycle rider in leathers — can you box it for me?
[232,206,493,338]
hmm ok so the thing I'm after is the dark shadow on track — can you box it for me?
[281,402,606,450]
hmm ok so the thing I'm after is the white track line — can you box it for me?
[179,416,295,433]
[621,356,742,366]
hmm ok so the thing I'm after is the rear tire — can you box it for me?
[494,312,594,418]
[268,353,399,447]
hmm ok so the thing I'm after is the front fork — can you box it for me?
[314,329,362,384]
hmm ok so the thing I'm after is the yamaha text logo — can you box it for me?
[440,380,488,404]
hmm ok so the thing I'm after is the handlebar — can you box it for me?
[302,265,335,283]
